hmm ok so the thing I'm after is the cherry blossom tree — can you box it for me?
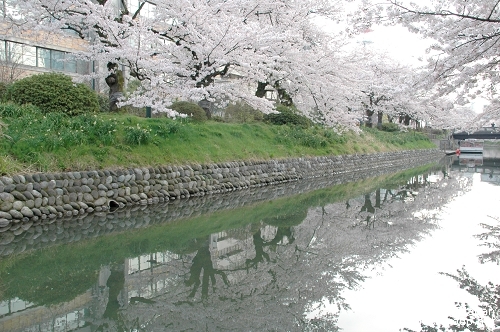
[425,99,477,130]
[353,49,437,128]
[474,102,500,128]
[4,0,368,127]
[476,216,500,265]
[354,0,500,127]
[358,54,410,127]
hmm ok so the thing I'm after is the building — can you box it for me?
[0,1,119,91]
[0,1,270,109]
[0,1,95,83]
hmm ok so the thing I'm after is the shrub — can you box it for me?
[169,101,207,121]
[125,78,142,96]
[211,115,225,122]
[381,122,400,132]
[430,128,445,136]
[96,93,109,113]
[6,73,99,115]
[223,102,264,123]
[264,104,311,128]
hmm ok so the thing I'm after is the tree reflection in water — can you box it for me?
[0,162,482,331]
[404,216,500,332]
[184,238,229,299]
[178,227,296,304]
[477,216,500,265]
[245,227,294,269]
[124,171,457,331]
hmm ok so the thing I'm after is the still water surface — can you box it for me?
[337,171,500,331]
[0,157,499,332]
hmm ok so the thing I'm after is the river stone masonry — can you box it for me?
[0,149,442,232]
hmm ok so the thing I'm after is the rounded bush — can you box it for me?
[264,104,311,128]
[169,101,207,121]
[6,73,99,115]
[381,122,400,132]
[223,102,263,123]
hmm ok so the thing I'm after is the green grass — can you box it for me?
[0,103,435,175]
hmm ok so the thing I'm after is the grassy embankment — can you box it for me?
[0,103,436,175]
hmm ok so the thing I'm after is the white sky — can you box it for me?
[314,13,433,67]
[356,25,490,112]
[357,25,433,66]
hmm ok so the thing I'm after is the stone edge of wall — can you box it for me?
[0,149,443,231]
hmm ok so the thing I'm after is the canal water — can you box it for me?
[0,156,499,332]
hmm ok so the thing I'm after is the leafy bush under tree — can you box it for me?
[264,104,312,128]
[6,73,99,115]
[223,102,263,123]
[381,122,400,132]
[169,101,207,121]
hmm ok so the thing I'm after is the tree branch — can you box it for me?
[389,0,500,23]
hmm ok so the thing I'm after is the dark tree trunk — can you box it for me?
[377,111,383,129]
[375,189,381,208]
[255,82,267,98]
[277,87,293,106]
[404,114,411,126]
[365,109,374,128]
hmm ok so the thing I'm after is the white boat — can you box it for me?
[459,139,484,153]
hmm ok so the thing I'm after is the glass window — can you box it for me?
[10,298,28,312]
[22,45,36,66]
[51,50,65,71]
[76,59,89,74]
[128,257,140,274]
[37,48,51,69]
[142,2,156,18]
[6,42,36,65]
[6,41,21,63]
[64,54,76,73]
[2,0,23,20]
[0,40,94,76]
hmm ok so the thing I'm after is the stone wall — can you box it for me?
[0,149,443,234]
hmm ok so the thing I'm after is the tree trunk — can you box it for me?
[255,82,267,98]
[375,189,381,208]
[365,109,374,128]
[404,114,411,126]
[377,111,383,129]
